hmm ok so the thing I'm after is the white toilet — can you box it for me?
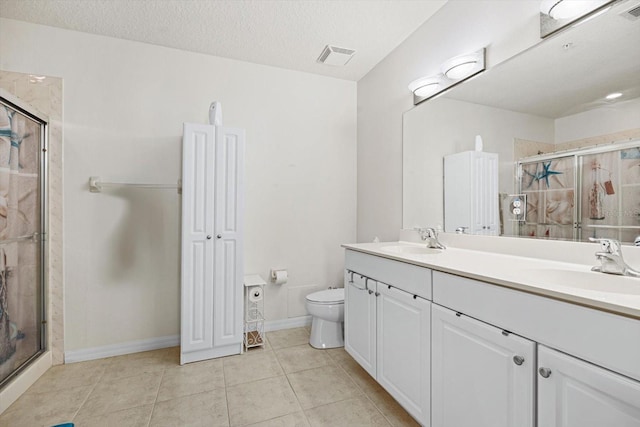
[306,288,345,349]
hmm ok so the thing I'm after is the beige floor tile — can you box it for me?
[26,358,107,394]
[275,345,333,374]
[224,350,284,386]
[366,388,419,427]
[287,365,361,409]
[324,347,351,363]
[149,389,228,427]
[103,348,171,380]
[304,396,390,426]
[0,385,92,427]
[77,371,162,417]
[267,328,310,350]
[163,346,180,365]
[227,375,301,426]
[246,411,310,427]
[337,356,384,395]
[73,404,153,427]
[157,358,224,402]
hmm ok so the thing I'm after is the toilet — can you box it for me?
[306,288,345,349]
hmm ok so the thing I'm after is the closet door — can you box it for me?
[181,123,216,363]
[213,127,245,348]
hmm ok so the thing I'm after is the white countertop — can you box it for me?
[342,241,640,319]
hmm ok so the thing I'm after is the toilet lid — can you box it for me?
[306,288,344,304]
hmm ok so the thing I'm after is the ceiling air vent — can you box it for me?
[620,3,640,20]
[317,45,356,66]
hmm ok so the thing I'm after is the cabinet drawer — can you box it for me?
[433,271,640,382]
[345,250,432,300]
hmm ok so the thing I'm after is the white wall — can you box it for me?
[357,0,543,242]
[555,97,640,143]
[403,98,554,230]
[0,18,357,352]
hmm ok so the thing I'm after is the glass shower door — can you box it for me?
[0,98,46,387]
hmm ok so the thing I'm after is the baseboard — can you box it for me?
[64,335,179,364]
[64,319,311,363]
[265,315,312,332]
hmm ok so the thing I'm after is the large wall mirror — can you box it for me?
[403,0,640,243]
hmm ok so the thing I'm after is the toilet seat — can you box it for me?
[306,288,344,305]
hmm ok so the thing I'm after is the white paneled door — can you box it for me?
[537,345,640,427]
[345,272,377,377]
[431,304,536,427]
[376,284,430,426]
[181,123,244,365]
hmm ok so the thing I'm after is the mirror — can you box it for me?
[403,0,640,243]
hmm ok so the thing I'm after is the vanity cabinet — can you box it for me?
[431,304,535,427]
[344,250,431,426]
[376,283,430,423]
[432,270,640,427]
[537,345,640,427]
[345,273,377,377]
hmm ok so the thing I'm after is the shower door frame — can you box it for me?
[0,91,48,389]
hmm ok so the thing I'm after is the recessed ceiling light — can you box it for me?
[605,92,623,100]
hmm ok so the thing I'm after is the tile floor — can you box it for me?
[0,327,419,427]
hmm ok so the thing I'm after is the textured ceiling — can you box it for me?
[0,0,448,81]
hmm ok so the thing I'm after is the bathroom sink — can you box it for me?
[524,268,640,295]
[380,245,443,255]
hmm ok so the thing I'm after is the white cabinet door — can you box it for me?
[181,124,244,364]
[345,272,377,377]
[181,123,216,357]
[431,304,536,427]
[538,345,640,427]
[376,284,430,426]
[213,127,244,348]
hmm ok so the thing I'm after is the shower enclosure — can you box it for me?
[516,140,640,243]
[0,94,47,388]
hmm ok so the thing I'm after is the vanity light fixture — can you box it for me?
[605,92,623,100]
[540,0,615,38]
[441,50,484,80]
[408,76,442,98]
[408,48,485,106]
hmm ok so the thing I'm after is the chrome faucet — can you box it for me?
[414,227,446,249]
[590,238,640,277]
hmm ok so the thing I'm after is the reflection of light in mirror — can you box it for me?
[605,92,623,100]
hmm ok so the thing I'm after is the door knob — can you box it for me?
[368,290,374,295]
[206,235,212,240]
[217,234,222,239]
[513,355,525,366]
[538,367,552,378]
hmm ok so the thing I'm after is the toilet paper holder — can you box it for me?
[270,269,288,285]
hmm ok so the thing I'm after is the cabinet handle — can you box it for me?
[538,367,552,378]
[368,290,374,295]
[206,235,212,240]
[216,234,222,239]
[513,355,525,366]
[375,292,380,297]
